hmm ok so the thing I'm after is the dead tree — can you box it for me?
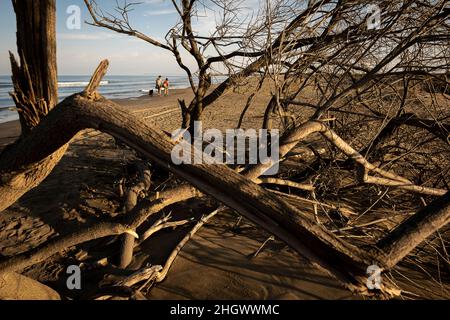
[0,0,65,299]
[0,62,448,295]
[0,0,449,299]
[0,0,69,213]
[83,0,276,131]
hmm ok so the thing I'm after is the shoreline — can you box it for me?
[0,87,195,125]
[0,87,195,147]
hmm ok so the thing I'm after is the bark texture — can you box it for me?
[0,0,68,213]
[0,91,387,293]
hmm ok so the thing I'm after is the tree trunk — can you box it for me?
[189,102,203,133]
[377,191,450,268]
[0,92,385,293]
[179,99,203,136]
[119,162,152,268]
[0,0,67,300]
[179,99,191,129]
[11,0,58,132]
[0,0,68,213]
[3,87,446,295]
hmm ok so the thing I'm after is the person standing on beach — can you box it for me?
[156,76,163,96]
[163,78,170,96]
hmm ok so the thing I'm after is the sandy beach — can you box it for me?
[0,87,356,300]
[0,82,349,296]
[1,0,449,309]
[1,84,447,300]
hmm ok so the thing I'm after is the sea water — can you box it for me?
[0,75,226,124]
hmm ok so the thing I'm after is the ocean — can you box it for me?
[0,75,225,124]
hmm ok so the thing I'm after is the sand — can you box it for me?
[0,87,448,300]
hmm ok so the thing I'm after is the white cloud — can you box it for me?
[143,0,165,3]
[144,9,177,16]
[57,32,123,41]
[57,41,197,75]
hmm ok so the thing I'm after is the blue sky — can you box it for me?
[0,0,204,75]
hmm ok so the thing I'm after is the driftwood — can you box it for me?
[138,214,193,245]
[377,191,450,268]
[155,208,223,283]
[114,265,163,288]
[1,0,448,300]
[256,178,315,192]
[0,0,68,213]
[1,58,448,296]
[0,185,199,274]
[0,272,60,300]
[244,121,447,196]
[0,81,376,293]
[10,0,58,132]
[119,162,152,268]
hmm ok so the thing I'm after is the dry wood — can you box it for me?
[256,177,315,191]
[10,0,58,132]
[2,0,448,300]
[119,162,152,268]
[377,191,450,268]
[0,59,116,213]
[245,121,447,196]
[138,215,193,245]
[84,60,109,98]
[0,0,68,214]
[0,185,199,275]
[1,71,447,294]
[155,208,223,283]
[114,265,163,288]
[0,85,382,293]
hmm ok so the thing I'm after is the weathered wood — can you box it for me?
[114,266,163,288]
[11,0,58,132]
[2,86,447,295]
[0,0,68,213]
[256,177,315,191]
[84,60,109,97]
[0,91,383,293]
[0,184,200,275]
[377,191,450,268]
[0,223,129,274]
[138,215,192,245]
[119,162,152,268]
[244,121,446,196]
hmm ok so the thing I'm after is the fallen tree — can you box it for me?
[1,0,449,300]
[0,61,448,297]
